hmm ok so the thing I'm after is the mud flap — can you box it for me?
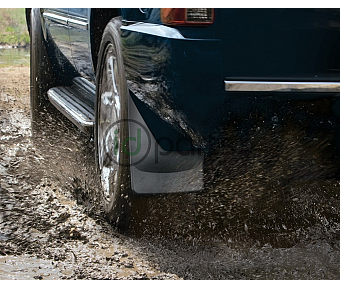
[128,96,204,194]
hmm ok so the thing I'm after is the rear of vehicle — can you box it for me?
[122,8,340,146]
[163,8,340,83]
[216,9,340,82]
[28,8,340,228]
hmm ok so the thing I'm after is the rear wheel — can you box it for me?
[95,18,133,229]
[30,9,56,129]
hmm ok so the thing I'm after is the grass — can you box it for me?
[0,8,29,46]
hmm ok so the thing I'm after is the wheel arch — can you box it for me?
[90,9,121,75]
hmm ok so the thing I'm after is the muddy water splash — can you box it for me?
[129,99,340,237]
[0,70,179,279]
[124,97,340,279]
[1,63,340,279]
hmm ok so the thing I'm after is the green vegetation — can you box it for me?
[0,8,29,46]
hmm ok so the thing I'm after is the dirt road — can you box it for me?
[1,65,340,279]
[0,66,180,279]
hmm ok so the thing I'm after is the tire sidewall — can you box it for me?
[30,8,45,120]
[94,17,131,227]
[30,9,56,128]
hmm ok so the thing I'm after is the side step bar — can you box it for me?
[47,77,95,133]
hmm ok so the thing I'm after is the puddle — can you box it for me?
[0,232,8,241]
[0,255,63,279]
[0,48,29,67]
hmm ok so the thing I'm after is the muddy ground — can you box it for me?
[0,66,181,279]
[1,65,340,279]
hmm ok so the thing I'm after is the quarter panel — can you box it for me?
[43,8,74,68]
[121,23,224,148]
[69,8,95,83]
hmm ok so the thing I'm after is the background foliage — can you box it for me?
[0,8,29,46]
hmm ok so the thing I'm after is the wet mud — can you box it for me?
[0,66,178,279]
[127,98,340,279]
[0,64,340,279]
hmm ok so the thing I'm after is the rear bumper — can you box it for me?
[121,21,340,153]
[225,81,340,93]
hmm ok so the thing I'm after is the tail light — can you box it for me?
[161,8,214,26]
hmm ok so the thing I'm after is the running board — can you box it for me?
[47,77,95,133]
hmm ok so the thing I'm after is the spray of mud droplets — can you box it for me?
[1,61,340,279]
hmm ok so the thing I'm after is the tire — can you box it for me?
[94,17,134,229]
[30,9,56,130]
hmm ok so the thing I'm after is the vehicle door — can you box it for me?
[68,8,95,83]
[41,8,74,67]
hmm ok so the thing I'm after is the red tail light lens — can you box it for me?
[161,8,214,26]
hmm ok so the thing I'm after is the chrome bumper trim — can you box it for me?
[224,81,340,92]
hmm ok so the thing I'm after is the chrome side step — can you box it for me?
[225,80,340,92]
[47,77,95,133]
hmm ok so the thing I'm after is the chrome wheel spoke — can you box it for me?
[97,44,121,201]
